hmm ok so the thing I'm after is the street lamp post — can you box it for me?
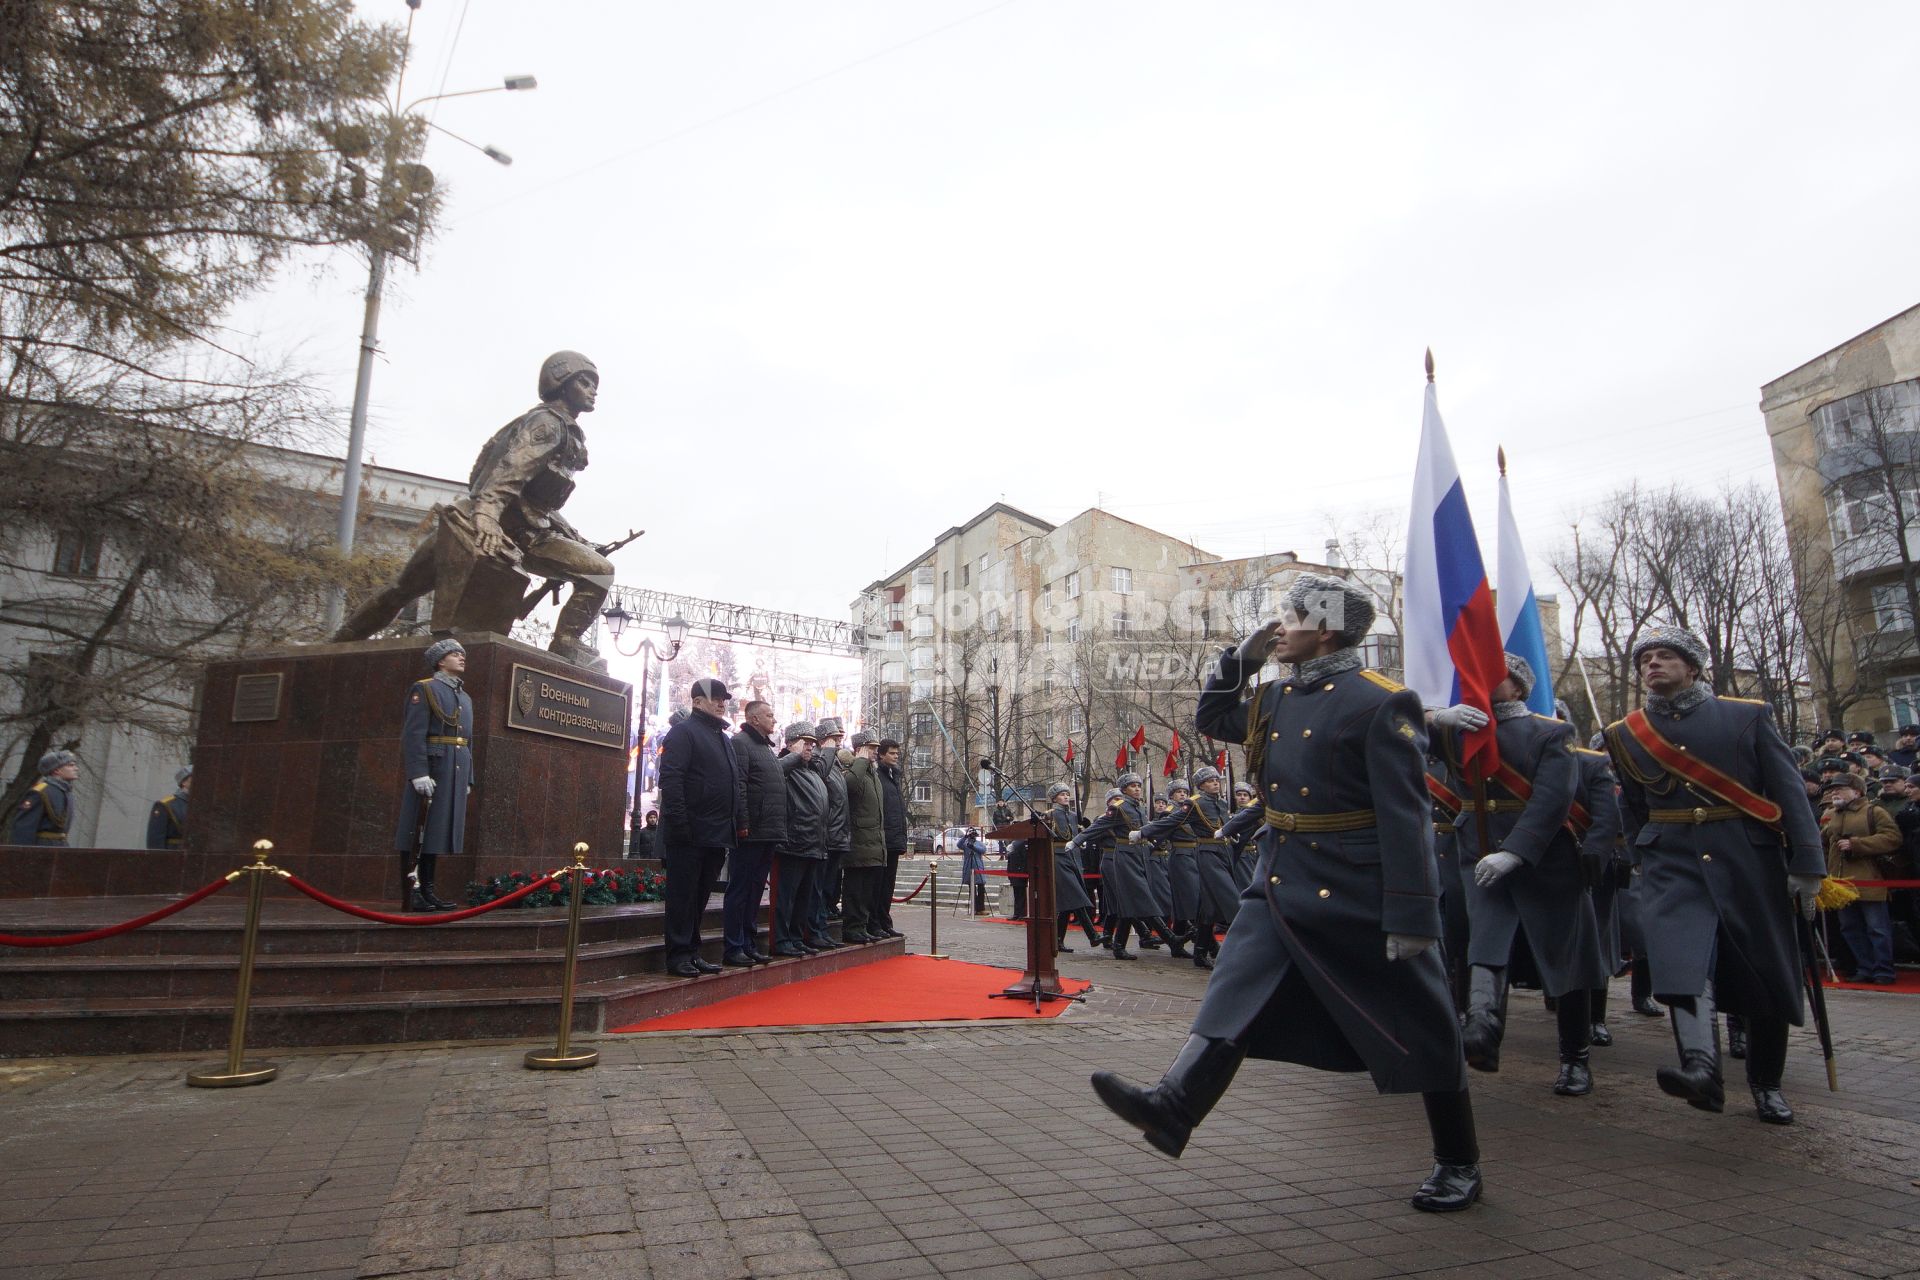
[323,52,538,634]
[603,606,691,810]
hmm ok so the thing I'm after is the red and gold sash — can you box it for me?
[1425,774,1464,816]
[1620,709,1782,830]
[1487,760,1593,837]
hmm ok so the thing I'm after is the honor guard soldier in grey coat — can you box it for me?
[393,638,475,911]
[1141,768,1237,969]
[1046,783,1102,950]
[1143,777,1205,955]
[1426,760,1471,1012]
[1093,573,1482,1213]
[10,750,78,847]
[1602,626,1826,1124]
[1561,703,1628,1047]
[1431,652,1608,1097]
[1227,781,1259,886]
[146,767,192,849]
[1069,775,1185,959]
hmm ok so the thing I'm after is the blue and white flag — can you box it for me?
[1495,451,1556,716]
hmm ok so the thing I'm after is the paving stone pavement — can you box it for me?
[4,906,1920,1279]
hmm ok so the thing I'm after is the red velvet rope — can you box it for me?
[979,869,1029,878]
[892,873,932,904]
[283,872,563,925]
[1843,879,1920,889]
[0,876,231,948]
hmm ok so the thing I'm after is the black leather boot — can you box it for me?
[1655,983,1724,1112]
[415,855,455,910]
[1725,1013,1747,1060]
[1553,990,1593,1096]
[1056,918,1074,953]
[1090,1034,1246,1158]
[1630,957,1664,1016]
[1588,988,1612,1047]
[1110,920,1137,960]
[1147,917,1191,959]
[1193,935,1215,970]
[1412,1089,1482,1212]
[1744,1016,1794,1125]
[1081,913,1102,947]
[1461,966,1508,1073]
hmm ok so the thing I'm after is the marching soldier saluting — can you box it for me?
[1092,573,1482,1212]
[1227,781,1260,887]
[1140,767,1237,969]
[1603,626,1826,1124]
[10,750,79,847]
[146,767,192,850]
[1069,779,1184,959]
[394,638,475,911]
[1431,653,1608,1097]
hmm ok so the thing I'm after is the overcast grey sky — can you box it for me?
[233,0,1920,624]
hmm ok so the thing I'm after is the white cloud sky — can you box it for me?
[231,0,1920,626]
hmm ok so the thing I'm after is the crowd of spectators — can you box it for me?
[642,678,909,978]
[1798,726,1920,984]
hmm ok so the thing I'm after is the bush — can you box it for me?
[465,867,666,908]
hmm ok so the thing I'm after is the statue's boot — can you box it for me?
[1461,966,1508,1072]
[1655,981,1724,1113]
[1090,1034,1246,1158]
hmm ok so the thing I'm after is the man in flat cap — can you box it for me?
[394,638,474,911]
[1092,572,1484,1212]
[841,731,890,943]
[809,718,854,941]
[1431,654,1608,1098]
[1603,625,1825,1125]
[10,749,79,847]
[146,767,192,850]
[657,678,745,977]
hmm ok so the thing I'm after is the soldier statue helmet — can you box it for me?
[538,350,598,401]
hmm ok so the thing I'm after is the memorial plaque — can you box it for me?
[231,673,283,723]
[505,663,629,749]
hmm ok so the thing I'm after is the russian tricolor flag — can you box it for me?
[1403,354,1504,780]
[1496,451,1556,716]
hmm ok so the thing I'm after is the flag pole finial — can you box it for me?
[1424,348,1435,383]
[1498,446,1507,478]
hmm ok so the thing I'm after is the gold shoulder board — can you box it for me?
[1720,696,1766,706]
[1359,669,1405,693]
[1572,746,1608,758]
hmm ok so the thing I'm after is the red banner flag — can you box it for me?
[1065,737,1075,763]
[1215,748,1228,771]
[1129,724,1147,752]
[1114,742,1129,771]
[1162,729,1182,777]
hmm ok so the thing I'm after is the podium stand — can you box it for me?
[985,818,1086,1011]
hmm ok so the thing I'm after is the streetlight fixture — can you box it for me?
[323,49,539,634]
[605,608,690,803]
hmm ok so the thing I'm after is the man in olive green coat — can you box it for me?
[842,732,890,941]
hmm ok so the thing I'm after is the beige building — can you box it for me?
[852,504,1416,831]
[1763,303,1920,733]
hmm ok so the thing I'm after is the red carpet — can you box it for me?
[1822,969,1920,995]
[608,955,1091,1032]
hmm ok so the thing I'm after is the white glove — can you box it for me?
[1235,621,1281,666]
[1385,934,1436,962]
[1128,829,1142,842]
[1431,704,1490,731]
[412,775,435,797]
[1474,850,1524,887]
[1789,873,1824,920]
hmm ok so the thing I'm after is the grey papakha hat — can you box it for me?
[1631,625,1709,675]
[424,637,465,670]
[1503,652,1535,700]
[1282,571,1375,648]
[783,722,817,744]
[38,749,77,774]
[1192,765,1221,786]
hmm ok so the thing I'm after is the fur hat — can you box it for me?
[1631,625,1708,675]
[1232,781,1255,797]
[424,637,465,670]
[1192,765,1221,787]
[37,749,76,775]
[1049,782,1073,801]
[1164,777,1190,795]
[1281,571,1375,648]
[1115,771,1144,789]
[783,722,817,744]
[813,717,845,740]
[1503,652,1535,700]
[175,765,193,787]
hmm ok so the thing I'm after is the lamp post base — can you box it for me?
[186,1063,278,1088]
[523,1048,599,1070]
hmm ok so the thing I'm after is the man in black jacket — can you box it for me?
[871,740,911,937]
[809,718,853,938]
[775,724,834,955]
[723,701,785,967]
[657,678,746,978]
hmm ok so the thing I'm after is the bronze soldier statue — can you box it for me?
[333,351,615,669]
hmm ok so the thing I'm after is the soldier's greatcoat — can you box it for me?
[1574,747,1627,977]
[1077,798,1158,917]
[146,793,188,849]
[1224,802,1261,888]
[1191,649,1465,1095]
[9,777,72,847]
[1604,692,1825,1023]
[1434,712,1608,996]
[1143,791,1239,926]
[393,673,475,856]
[1048,803,1094,914]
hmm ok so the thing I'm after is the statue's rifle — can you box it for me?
[516,528,644,618]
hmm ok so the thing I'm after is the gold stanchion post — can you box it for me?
[526,843,600,1070]
[927,862,946,960]
[187,840,282,1088]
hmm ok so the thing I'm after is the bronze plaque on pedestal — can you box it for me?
[231,673,283,722]
[505,664,629,749]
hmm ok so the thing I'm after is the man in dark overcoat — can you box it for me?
[1091,572,1482,1213]
[658,678,746,977]
[1431,653,1608,1097]
[393,638,474,910]
[1603,626,1826,1124]
[1563,706,1628,1048]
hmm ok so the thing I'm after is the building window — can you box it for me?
[961,563,970,587]
[910,678,933,701]
[1890,676,1920,731]
[910,616,933,638]
[911,566,935,607]
[1827,480,1920,546]
[1069,708,1085,734]
[888,602,904,624]
[1065,571,1081,600]
[943,570,951,595]
[1041,582,1052,608]
[978,554,989,578]
[883,632,904,650]
[1872,583,1916,631]
[1815,380,1920,451]
[911,781,933,804]
[984,609,1000,633]
[52,530,103,578]
[911,712,935,736]
[1113,567,1132,595]
[882,661,904,683]
[1067,619,1081,644]
[1111,610,1129,634]
[910,647,934,670]
[911,747,933,769]
[885,691,905,714]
